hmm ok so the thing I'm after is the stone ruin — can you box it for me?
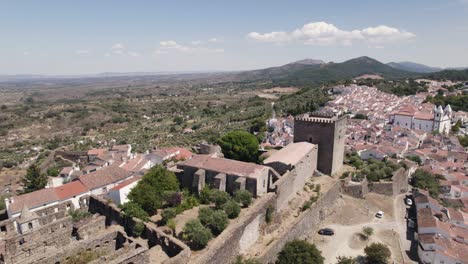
[0,195,189,264]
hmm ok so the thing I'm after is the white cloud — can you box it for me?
[23,51,30,56]
[110,43,126,55]
[75,49,90,55]
[208,37,221,43]
[107,43,141,57]
[247,21,415,46]
[361,25,415,43]
[154,40,224,55]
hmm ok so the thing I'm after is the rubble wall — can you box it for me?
[88,196,190,263]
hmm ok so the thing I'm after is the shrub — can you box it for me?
[183,219,212,249]
[362,226,374,239]
[69,210,92,222]
[161,208,177,223]
[198,207,229,235]
[364,243,391,264]
[276,240,324,264]
[198,187,213,204]
[336,256,357,264]
[121,202,149,222]
[206,210,229,235]
[223,200,241,219]
[266,205,274,223]
[47,167,60,177]
[235,189,253,207]
[234,256,262,264]
[166,219,176,233]
[133,222,145,237]
[165,191,182,207]
[176,195,199,213]
[211,190,230,209]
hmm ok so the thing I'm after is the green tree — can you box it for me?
[452,119,462,133]
[336,256,357,264]
[198,207,229,235]
[121,201,150,222]
[223,200,241,219]
[21,164,48,194]
[458,134,468,147]
[183,219,212,249]
[364,243,391,264]
[276,240,324,264]
[198,187,213,204]
[128,166,179,214]
[235,189,253,207]
[218,130,259,162]
[161,208,177,223]
[211,190,230,209]
[47,167,60,177]
[411,169,441,198]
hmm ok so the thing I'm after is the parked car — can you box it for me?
[405,198,413,206]
[318,228,335,236]
[376,211,384,218]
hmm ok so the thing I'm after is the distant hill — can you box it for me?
[387,61,442,73]
[236,56,418,86]
[425,69,468,81]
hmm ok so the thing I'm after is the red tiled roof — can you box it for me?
[179,155,267,178]
[110,176,140,191]
[8,188,59,215]
[54,181,88,200]
[88,149,107,156]
[78,165,132,190]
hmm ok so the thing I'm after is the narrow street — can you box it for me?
[393,193,418,263]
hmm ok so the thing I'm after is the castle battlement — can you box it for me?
[294,111,346,124]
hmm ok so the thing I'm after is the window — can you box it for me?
[0,226,6,232]
[263,179,266,188]
[28,222,33,229]
[19,238,25,245]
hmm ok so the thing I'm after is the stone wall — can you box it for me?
[191,193,277,264]
[2,216,73,263]
[258,182,341,263]
[341,178,368,199]
[392,168,408,195]
[74,214,106,240]
[192,182,342,264]
[369,168,408,196]
[88,196,191,263]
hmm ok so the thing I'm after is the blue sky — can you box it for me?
[1,0,467,74]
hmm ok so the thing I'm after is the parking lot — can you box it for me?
[307,193,418,264]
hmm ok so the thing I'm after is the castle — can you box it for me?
[389,104,452,135]
[293,111,347,176]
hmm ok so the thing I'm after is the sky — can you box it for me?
[1,0,468,75]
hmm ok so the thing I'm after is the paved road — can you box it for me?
[393,193,418,264]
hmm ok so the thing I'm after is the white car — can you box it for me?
[376,211,384,218]
[405,198,413,206]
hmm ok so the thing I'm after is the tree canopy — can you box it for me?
[218,130,259,162]
[411,169,442,198]
[21,164,48,194]
[128,166,179,214]
[276,240,324,264]
[364,243,391,264]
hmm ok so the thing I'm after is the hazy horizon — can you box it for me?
[1,0,468,75]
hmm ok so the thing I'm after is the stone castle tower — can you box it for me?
[294,111,347,175]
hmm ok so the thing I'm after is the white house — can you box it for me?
[108,177,141,205]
